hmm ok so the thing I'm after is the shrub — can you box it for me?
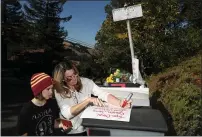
[149,54,201,135]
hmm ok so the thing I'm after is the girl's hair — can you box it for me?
[53,60,82,98]
[35,92,46,101]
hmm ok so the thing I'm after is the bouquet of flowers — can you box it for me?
[106,69,131,83]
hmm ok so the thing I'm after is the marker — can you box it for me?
[121,93,133,108]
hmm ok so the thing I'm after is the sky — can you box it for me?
[60,1,110,46]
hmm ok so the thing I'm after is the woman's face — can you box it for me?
[64,69,78,86]
[42,85,53,100]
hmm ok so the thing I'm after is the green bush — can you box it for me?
[161,83,201,135]
[149,54,201,135]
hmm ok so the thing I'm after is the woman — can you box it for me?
[53,61,131,136]
[17,72,70,136]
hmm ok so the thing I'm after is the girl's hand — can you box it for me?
[58,119,72,130]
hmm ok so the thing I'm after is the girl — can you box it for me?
[17,72,70,136]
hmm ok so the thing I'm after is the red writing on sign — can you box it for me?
[93,107,126,119]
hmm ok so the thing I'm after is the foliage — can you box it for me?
[2,0,72,68]
[180,0,202,28]
[95,0,202,76]
[23,0,72,50]
[1,0,23,65]
[148,54,202,135]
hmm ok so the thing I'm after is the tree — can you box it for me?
[23,0,72,50]
[180,0,202,29]
[95,0,202,76]
[1,0,23,67]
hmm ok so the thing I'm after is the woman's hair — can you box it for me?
[53,60,82,98]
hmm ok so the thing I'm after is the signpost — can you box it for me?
[112,4,143,22]
[112,4,144,85]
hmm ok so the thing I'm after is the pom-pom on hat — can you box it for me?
[30,73,53,96]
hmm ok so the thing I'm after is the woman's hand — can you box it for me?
[88,97,105,107]
[119,99,132,108]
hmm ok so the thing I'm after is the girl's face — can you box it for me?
[42,85,53,100]
[64,69,78,87]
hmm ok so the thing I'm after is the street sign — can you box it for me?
[112,4,143,22]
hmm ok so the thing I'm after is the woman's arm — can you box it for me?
[106,94,121,107]
[59,97,103,120]
[54,82,94,119]
[58,97,93,120]
[91,82,121,106]
[91,81,131,108]
[70,98,90,116]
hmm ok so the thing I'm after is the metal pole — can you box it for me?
[126,19,137,81]
[126,19,136,60]
[127,19,140,83]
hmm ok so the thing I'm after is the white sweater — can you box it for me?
[54,77,110,134]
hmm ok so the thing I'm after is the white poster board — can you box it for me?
[80,106,132,122]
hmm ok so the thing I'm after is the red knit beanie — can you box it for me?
[30,73,53,96]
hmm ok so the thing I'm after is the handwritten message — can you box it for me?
[80,106,132,122]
